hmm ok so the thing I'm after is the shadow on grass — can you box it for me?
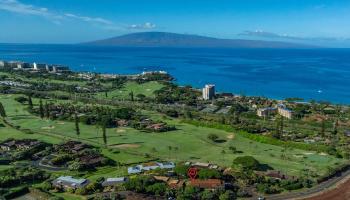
[258,164,274,171]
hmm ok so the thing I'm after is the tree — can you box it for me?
[198,168,221,179]
[45,102,50,119]
[207,133,219,142]
[39,99,44,119]
[129,91,134,101]
[229,103,248,124]
[146,183,167,196]
[136,94,146,101]
[273,115,283,139]
[219,191,236,200]
[0,102,6,118]
[233,156,260,170]
[75,112,80,138]
[168,146,172,158]
[320,118,326,137]
[201,190,216,200]
[102,124,107,146]
[28,95,33,110]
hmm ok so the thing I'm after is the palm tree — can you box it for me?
[129,91,134,101]
[75,112,80,138]
[0,102,6,118]
[102,122,107,147]
[28,95,33,110]
[168,146,172,158]
[39,99,44,119]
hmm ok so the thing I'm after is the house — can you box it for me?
[189,179,223,189]
[127,162,176,174]
[277,104,293,119]
[128,165,143,174]
[102,177,128,187]
[116,119,129,127]
[159,162,175,169]
[0,139,42,151]
[146,123,167,131]
[344,130,350,137]
[257,107,277,118]
[184,161,192,166]
[142,162,161,171]
[55,141,89,154]
[168,179,186,189]
[52,176,89,190]
[153,176,170,182]
[192,162,211,168]
[79,154,104,167]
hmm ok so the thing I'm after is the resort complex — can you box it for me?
[0,62,349,200]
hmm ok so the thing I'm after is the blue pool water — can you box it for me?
[0,44,350,104]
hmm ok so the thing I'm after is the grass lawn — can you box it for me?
[0,94,347,177]
[95,81,164,100]
[52,192,86,200]
[0,164,13,171]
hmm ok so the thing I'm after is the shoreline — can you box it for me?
[1,57,349,106]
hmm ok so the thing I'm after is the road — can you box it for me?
[264,166,350,200]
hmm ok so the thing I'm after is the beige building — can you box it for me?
[257,107,277,118]
[277,104,293,119]
[202,84,215,100]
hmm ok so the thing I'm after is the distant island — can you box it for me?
[82,31,314,48]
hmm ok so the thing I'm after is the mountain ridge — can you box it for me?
[82,32,316,48]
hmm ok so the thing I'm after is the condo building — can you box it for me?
[202,84,215,100]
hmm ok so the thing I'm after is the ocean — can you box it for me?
[0,44,350,104]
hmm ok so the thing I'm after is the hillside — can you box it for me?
[82,32,313,48]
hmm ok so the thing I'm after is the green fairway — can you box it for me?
[95,81,164,100]
[0,94,347,177]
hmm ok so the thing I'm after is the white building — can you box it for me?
[202,84,215,100]
[52,65,70,73]
[33,62,48,70]
[0,60,5,68]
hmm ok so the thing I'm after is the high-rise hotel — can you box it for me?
[202,84,215,100]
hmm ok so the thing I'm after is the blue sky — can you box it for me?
[1,0,350,47]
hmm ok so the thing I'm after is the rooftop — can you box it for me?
[56,176,87,185]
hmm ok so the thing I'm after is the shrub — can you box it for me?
[233,156,260,170]
[198,169,221,179]
[207,133,219,142]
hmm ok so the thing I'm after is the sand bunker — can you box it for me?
[57,122,65,125]
[227,134,235,140]
[113,144,140,149]
[116,129,126,133]
[41,126,55,130]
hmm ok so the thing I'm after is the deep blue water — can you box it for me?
[0,44,350,104]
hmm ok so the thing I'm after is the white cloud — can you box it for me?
[0,0,62,20]
[0,0,157,32]
[64,13,113,25]
[238,30,346,42]
[129,22,156,29]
